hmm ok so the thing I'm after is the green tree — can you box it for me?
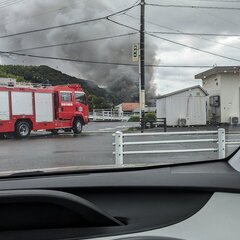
[145,112,156,122]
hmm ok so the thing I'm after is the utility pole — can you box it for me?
[140,0,145,132]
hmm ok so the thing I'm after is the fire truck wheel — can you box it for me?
[0,133,5,139]
[51,129,59,135]
[73,119,82,134]
[15,121,31,138]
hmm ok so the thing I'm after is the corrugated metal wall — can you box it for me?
[156,88,207,126]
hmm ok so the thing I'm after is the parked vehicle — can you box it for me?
[0,83,89,138]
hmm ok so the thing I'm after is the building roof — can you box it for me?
[157,85,208,99]
[195,66,240,79]
[133,106,156,113]
[121,102,140,112]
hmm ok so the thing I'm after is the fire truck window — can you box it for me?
[76,92,87,105]
[61,92,72,102]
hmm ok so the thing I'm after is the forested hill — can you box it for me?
[0,65,118,109]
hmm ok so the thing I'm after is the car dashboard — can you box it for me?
[0,148,239,240]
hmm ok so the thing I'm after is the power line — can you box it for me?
[147,32,240,62]
[0,0,18,5]
[146,3,240,11]
[150,32,240,51]
[199,7,240,28]
[125,13,240,52]
[106,18,139,32]
[0,0,139,26]
[106,17,240,62]
[0,49,216,68]
[125,13,240,51]
[0,0,19,3]
[149,31,240,37]
[0,1,238,68]
[125,13,183,33]
[12,32,138,52]
[0,2,79,25]
[0,0,24,9]
[0,4,139,39]
[0,50,138,66]
[107,18,139,32]
[148,31,240,51]
[154,0,240,3]
[191,0,240,2]
[145,64,213,68]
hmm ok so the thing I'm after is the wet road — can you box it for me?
[0,122,239,173]
[0,122,138,172]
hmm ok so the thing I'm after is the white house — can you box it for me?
[156,85,208,126]
[195,66,240,124]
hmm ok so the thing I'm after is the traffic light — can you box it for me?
[132,44,139,62]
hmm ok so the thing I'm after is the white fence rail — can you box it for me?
[89,109,129,121]
[113,128,226,165]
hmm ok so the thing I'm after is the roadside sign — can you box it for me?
[132,44,139,62]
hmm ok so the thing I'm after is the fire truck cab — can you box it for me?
[0,83,89,138]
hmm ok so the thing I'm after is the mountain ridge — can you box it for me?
[0,65,119,109]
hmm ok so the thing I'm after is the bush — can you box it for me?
[145,112,156,122]
[128,115,140,122]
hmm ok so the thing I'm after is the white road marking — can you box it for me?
[99,128,116,131]
[97,125,132,132]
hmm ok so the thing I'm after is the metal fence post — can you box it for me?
[218,128,226,159]
[163,118,167,132]
[115,131,123,165]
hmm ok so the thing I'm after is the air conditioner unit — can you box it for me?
[178,118,187,127]
[230,117,239,125]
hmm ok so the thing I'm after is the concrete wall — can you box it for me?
[220,74,240,123]
[202,73,240,123]
[157,88,207,126]
[202,74,221,123]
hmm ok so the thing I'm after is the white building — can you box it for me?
[156,85,207,126]
[0,78,16,86]
[195,66,240,124]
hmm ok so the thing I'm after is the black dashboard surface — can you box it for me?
[0,155,238,193]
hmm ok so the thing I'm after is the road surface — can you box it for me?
[0,122,239,173]
[0,122,138,172]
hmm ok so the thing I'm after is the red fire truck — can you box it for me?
[0,83,89,138]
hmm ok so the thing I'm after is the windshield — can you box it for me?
[76,92,87,105]
[0,0,239,176]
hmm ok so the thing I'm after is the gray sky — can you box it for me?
[0,0,240,96]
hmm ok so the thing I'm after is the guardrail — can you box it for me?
[90,109,129,121]
[113,128,226,165]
